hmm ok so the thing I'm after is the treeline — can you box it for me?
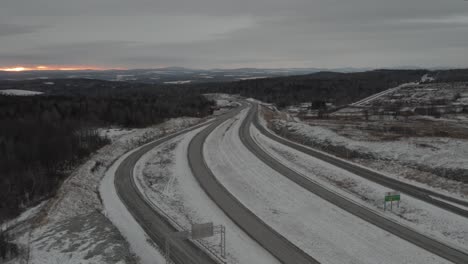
[0,231,17,261]
[0,94,213,127]
[205,70,428,108]
[0,120,109,219]
[0,87,214,220]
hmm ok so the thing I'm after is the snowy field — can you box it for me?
[164,80,192,84]
[0,89,43,96]
[251,124,468,251]
[269,115,468,198]
[275,119,468,171]
[134,126,279,264]
[4,117,203,264]
[204,109,450,264]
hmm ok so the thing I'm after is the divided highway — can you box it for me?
[253,104,468,217]
[113,100,468,264]
[240,103,468,264]
[188,105,320,264]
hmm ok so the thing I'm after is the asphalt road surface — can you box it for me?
[252,105,468,218]
[240,103,468,264]
[114,118,225,264]
[188,104,320,264]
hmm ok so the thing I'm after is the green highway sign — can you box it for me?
[385,194,401,202]
[384,191,401,211]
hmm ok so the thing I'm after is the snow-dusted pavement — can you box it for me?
[251,124,468,251]
[204,108,451,264]
[134,127,279,264]
[101,147,166,264]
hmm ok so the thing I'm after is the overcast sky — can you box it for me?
[1,0,468,69]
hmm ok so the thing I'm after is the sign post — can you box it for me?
[165,222,226,264]
[165,230,190,264]
[191,222,214,240]
[384,191,401,211]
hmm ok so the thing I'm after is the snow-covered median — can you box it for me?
[204,108,450,264]
[133,126,278,264]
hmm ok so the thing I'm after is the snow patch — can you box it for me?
[0,89,43,96]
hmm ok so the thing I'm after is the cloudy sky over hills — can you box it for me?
[1,0,468,69]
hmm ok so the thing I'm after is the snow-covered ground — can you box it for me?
[237,76,267,80]
[0,89,43,96]
[251,124,468,251]
[1,201,47,232]
[164,80,192,84]
[204,109,450,264]
[98,128,137,141]
[101,147,165,264]
[350,83,414,107]
[275,120,468,171]
[421,74,435,83]
[4,117,203,264]
[269,116,468,198]
[134,126,279,264]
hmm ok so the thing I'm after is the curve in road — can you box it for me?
[188,104,320,264]
[240,103,468,264]
[253,105,468,217]
[114,119,226,264]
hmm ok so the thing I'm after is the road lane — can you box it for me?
[114,119,226,264]
[188,105,320,264]
[241,103,468,264]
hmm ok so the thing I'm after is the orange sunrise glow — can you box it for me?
[1,67,28,72]
[0,65,107,72]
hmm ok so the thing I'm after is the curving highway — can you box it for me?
[114,118,227,264]
[187,104,320,264]
[112,100,468,264]
[240,103,468,264]
[252,104,468,218]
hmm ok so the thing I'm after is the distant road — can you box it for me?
[188,104,320,264]
[241,103,468,264]
[114,119,224,264]
[253,105,468,218]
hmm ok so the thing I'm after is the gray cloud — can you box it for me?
[1,0,468,68]
[0,23,42,37]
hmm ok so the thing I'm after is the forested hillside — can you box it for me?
[0,84,213,220]
[205,70,428,107]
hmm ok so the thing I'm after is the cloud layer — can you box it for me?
[1,0,468,68]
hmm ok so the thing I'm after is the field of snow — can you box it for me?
[251,124,468,251]
[269,116,468,198]
[276,120,468,171]
[134,127,278,264]
[0,89,43,96]
[204,109,450,264]
[164,80,192,84]
[421,74,435,83]
[4,117,203,264]
[350,83,413,107]
[1,201,47,232]
[237,76,267,80]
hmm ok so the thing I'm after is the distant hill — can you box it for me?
[1,68,467,109]
[0,67,372,84]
